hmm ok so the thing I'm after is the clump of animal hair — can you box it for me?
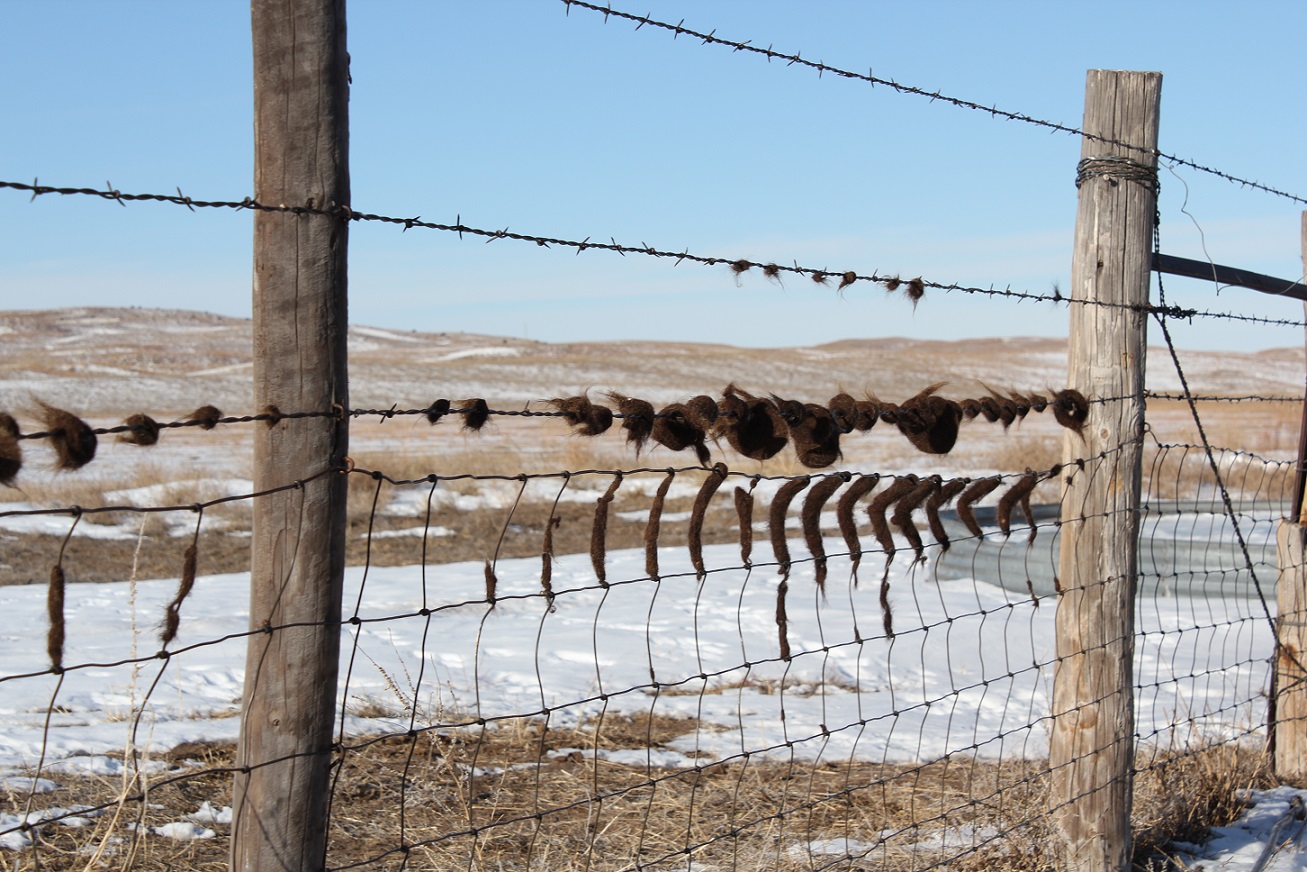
[879,574,894,639]
[906,277,926,307]
[37,401,97,471]
[775,398,842,468]
[542,515,561,605]
[685,395,719,428]
[896,384,961,455]
[0,413,22,487]
[459,398,490,431]
[48,564,66,671]
[883,276,902,293]
[1053,388,1090,435]
[776,578,791,660]
[769,477,811,580]
[810,271,829,286]
[854,398,881,431]
[483,560,498,607]
[716,385,787,461]
[734,483,756,567]
[957,476,1003,538]
[926,477,970,552]
[645,472,676,579]
[976,397,1001,423]
[651,403,711,466]
[979,387,1019,429]
[424,398,451,426]
[187,405,223,430]
[730,259,752,284]
[161,541,198,646]
[549,395,613,437]
[867,474,918,559]
[837,473,880,579]
[590,475,623,587]
[837,270,858,291]
[892,476,939,563]
[997,471,1041,541]
[607,392,655,455]
[827,393,858,434]
[801,473,847,594]
[689,464,729,580]
[261,404,283,427]
[119,413,161,447]
[762,263,783,286]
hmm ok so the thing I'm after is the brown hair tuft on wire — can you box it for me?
[0,413,22,486]
[38,401,97,471]
[606,392,655,455]
[187,405,223,430]
[769,476,811,580]
[119,413,161,447]
[549,395,614,437]
[689,463,729,580]
[460,398,490,431]
[801,473,847,594]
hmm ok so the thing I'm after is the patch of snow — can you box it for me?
[351,326,418,343]
[187,801,232,826]
[433,347,522,362]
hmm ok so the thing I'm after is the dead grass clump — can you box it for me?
[1131,742,1274,867]
[1,726,1273,872]
[990,434,1063,478]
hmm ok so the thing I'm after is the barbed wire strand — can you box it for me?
[6,178,1303,329]
[559,0,1307,207]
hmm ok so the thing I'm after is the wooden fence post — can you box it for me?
[1049,69,1161,872]
[1273,212,1307,783]
[232,1,350,870]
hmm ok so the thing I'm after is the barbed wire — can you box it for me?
[1145,392,1301,404]
[9,178,1303,328]
[559,0,1307,207]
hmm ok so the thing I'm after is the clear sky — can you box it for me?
[3,0,1306,351]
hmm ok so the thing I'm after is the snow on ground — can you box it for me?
[1177,787,1307,870]
[0,538,1284,864]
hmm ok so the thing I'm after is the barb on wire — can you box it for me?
[559,0,1307,207]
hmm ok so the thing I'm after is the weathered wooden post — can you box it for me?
[232,1,350,870]
[1050,69,1160,871]
[1273,212,1307,783]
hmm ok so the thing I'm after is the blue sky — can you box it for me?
[3,0,1306,351]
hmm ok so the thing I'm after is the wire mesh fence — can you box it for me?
[0,381,1294,869]
[2,3,1305,870]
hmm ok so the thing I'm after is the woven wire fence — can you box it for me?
[2,2,1305,868]
[0,379,1294,869]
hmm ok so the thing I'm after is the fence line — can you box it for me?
[2,6,1306,870]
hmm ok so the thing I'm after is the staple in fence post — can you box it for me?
[1049,69,1160,872]
[231,2,351,871]
[1272,212,1307,784]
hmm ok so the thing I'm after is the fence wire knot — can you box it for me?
[1076,155,1159,192]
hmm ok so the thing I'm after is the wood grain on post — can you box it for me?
[1276,522,1307,783]
[1050,69,1160,872]
[232,1,350,870]
[1273,212,1307,783]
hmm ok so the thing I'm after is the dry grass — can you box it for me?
[1,720,1273,871]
